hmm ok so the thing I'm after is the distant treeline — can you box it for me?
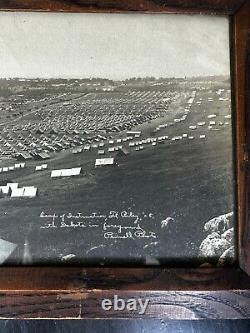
[0,75,230,95]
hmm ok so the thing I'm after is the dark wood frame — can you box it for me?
[0,0,249,320]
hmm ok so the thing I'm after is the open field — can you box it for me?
[0,77,234,265]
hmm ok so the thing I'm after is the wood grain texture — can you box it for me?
[1,319,250,333]
[246,32,250,276]
[0,0,247,14]
[234,0,250,276]
[0,290,249,319]
[0,267,249,319]
[0,267,249,291]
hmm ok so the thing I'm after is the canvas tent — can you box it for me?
[23,186,38,198]
[35,152,50,160]
[0,238,17,264]
[11,186,37,198]
[95,158,115,167]
[35,163,48,171]
[0,185,11,195]
[51,167,82,178]
[126,131,141,136]
[11,187,25,198]
[14,163,21,169]
[7,183,19,191]
[17,152,33,160]
[117,148,129,157]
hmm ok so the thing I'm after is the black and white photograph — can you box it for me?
[0,12,235,265]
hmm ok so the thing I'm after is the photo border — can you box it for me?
[0,0,249,319]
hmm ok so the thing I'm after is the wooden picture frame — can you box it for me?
[0,0,249,320]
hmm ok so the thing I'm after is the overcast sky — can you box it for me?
[0,12,230,80]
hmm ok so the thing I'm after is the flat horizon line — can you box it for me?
[0,75,230,81]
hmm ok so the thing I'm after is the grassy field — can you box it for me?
[0,78,234,265]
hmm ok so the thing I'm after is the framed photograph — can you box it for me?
[0,0,249,320]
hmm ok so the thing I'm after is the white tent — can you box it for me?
[0,238,17,264]
[11,186,37,198]
[7,183,19,191]
[51,167,82,178]
[95,158,115,167]
[0,185,11,195]
[62,169,73,177]
[127,131,141,136]
[11,187,25,197]
[36,164,47,171]
[51,170,62,178]
[23,186,37,198]
[69,168,82,176]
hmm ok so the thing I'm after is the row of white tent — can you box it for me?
[0,163,26,173]
[72,133,141,154]
[0,183,37,198]
[50,160,116,178]
[0,163,48,174]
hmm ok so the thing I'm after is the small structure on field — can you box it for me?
[35,164,48,171]
[51,167,82,178]
[117,148,129,157]
[11,186,37,198]
[0,183,19,196]
[17,152,33,161]
[95,158,115,167]
[0,182,37,199]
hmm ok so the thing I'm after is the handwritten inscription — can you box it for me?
[39,210,157,240]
